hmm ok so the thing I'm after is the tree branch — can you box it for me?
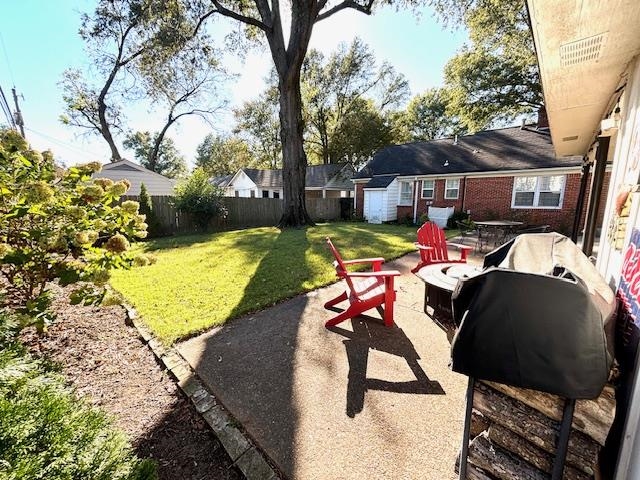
[210,0,269,31]
[316,0,374,23]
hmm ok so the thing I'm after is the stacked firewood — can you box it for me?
[459,381,616,480]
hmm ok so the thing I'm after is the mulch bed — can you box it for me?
[21,284,242,480]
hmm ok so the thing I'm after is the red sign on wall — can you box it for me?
[619,228,640,327]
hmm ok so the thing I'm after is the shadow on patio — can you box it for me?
[177,244,469,480]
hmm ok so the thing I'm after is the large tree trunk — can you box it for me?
[277,68,314,227]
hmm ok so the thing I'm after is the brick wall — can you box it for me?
[356,172,610,233]
[355,184,365,218]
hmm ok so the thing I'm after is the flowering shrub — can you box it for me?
[0,129,148,329]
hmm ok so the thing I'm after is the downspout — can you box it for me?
[353,184,357,212]
[582,137,609,256]
[571,156,591,243]
[413,178,419,224]
[461,176,467,213]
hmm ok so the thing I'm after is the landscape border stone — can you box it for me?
[123,304,280,480]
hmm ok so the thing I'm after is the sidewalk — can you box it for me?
[178,252,477,480]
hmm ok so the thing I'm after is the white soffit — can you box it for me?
[528,0,640,156]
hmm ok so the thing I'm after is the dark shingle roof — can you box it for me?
[364,175,396,188]
[243,168,282,188]
[210,174,233,187]
[242,163,353,189]
[307,163,347,187]
[353,126,582,180]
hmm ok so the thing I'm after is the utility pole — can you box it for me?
[11,87,25,138]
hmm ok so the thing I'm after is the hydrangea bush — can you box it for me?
[0,129,148,329]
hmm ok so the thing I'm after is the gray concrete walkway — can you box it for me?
[178,251,480,480]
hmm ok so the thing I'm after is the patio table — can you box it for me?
[474,220,523,251]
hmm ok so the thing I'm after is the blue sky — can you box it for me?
[0,1,468,167]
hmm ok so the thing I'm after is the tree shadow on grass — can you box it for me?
[328,318,445,418]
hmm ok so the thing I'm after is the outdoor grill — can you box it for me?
[450,233,616,479]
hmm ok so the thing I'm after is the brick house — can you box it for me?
[352,125,609,233]
[215,163,354,199]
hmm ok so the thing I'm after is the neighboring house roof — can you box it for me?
[306,163,353,189]
[242,168,283,189]
[364,175,397,189]
[93,159,176,196]
[353,126,583,180]
[232,163,354,189]
[211,174,233,188]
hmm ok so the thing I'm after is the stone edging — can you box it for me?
[124,306,280,480]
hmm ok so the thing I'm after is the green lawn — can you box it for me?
[110,222,448,343]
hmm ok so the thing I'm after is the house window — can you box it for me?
[421,180,435,199]
[250,190,255,198]
[262,190,269,198]
[399,181,413,206]
[512,175,565,208]
[273,191,280,199]
[444,179,460,199]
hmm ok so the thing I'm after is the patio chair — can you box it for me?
[455,220,475,245]
[324,237,400,328]
[411,221,472,274]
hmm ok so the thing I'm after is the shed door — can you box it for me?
[366,191,384,224]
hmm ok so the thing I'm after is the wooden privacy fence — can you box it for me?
[122,195,351,235]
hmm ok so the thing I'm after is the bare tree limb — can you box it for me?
[316,0,374,23]
[210,0,269,31]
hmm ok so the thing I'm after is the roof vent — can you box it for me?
[560,33,606,67]
[562,135,579,142]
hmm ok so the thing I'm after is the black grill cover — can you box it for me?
[450,233,614,399]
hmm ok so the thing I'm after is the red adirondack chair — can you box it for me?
[411,221,472,273]
[324,237,400,328]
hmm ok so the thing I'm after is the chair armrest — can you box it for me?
[342,257,385,266]
[415,244,434,251]
[447,242,473,251]
[347,270,401,278]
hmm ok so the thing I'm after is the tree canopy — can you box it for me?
[441,0,542,130]
[123,131,187,178]
[195,134,255,176]
[301,38,409,165]
[401,88,465,141]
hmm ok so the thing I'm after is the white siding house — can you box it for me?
[362,176,398,223]
[219,164,354,199]
[93,159,176,196]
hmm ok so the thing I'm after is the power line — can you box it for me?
[25,127,106,158]
[0,84,15,128]
[0,33,16,87]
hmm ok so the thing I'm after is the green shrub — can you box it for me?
[418,212,429,225]
[138,183,162,238]
[0,129,148,329]
[447,209,471,229]
[0,311,156,480]
[173,168,227,231]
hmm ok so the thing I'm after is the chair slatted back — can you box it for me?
[417,222,449,263]
[326,237,358,296]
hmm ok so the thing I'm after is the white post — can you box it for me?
[413,178,419,224]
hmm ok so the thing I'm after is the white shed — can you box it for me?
[363,176,399,223]
[93,159,177,196]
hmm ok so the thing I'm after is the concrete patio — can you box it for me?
[177,250,484,480]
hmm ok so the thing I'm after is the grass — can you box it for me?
[110,222,433,343]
